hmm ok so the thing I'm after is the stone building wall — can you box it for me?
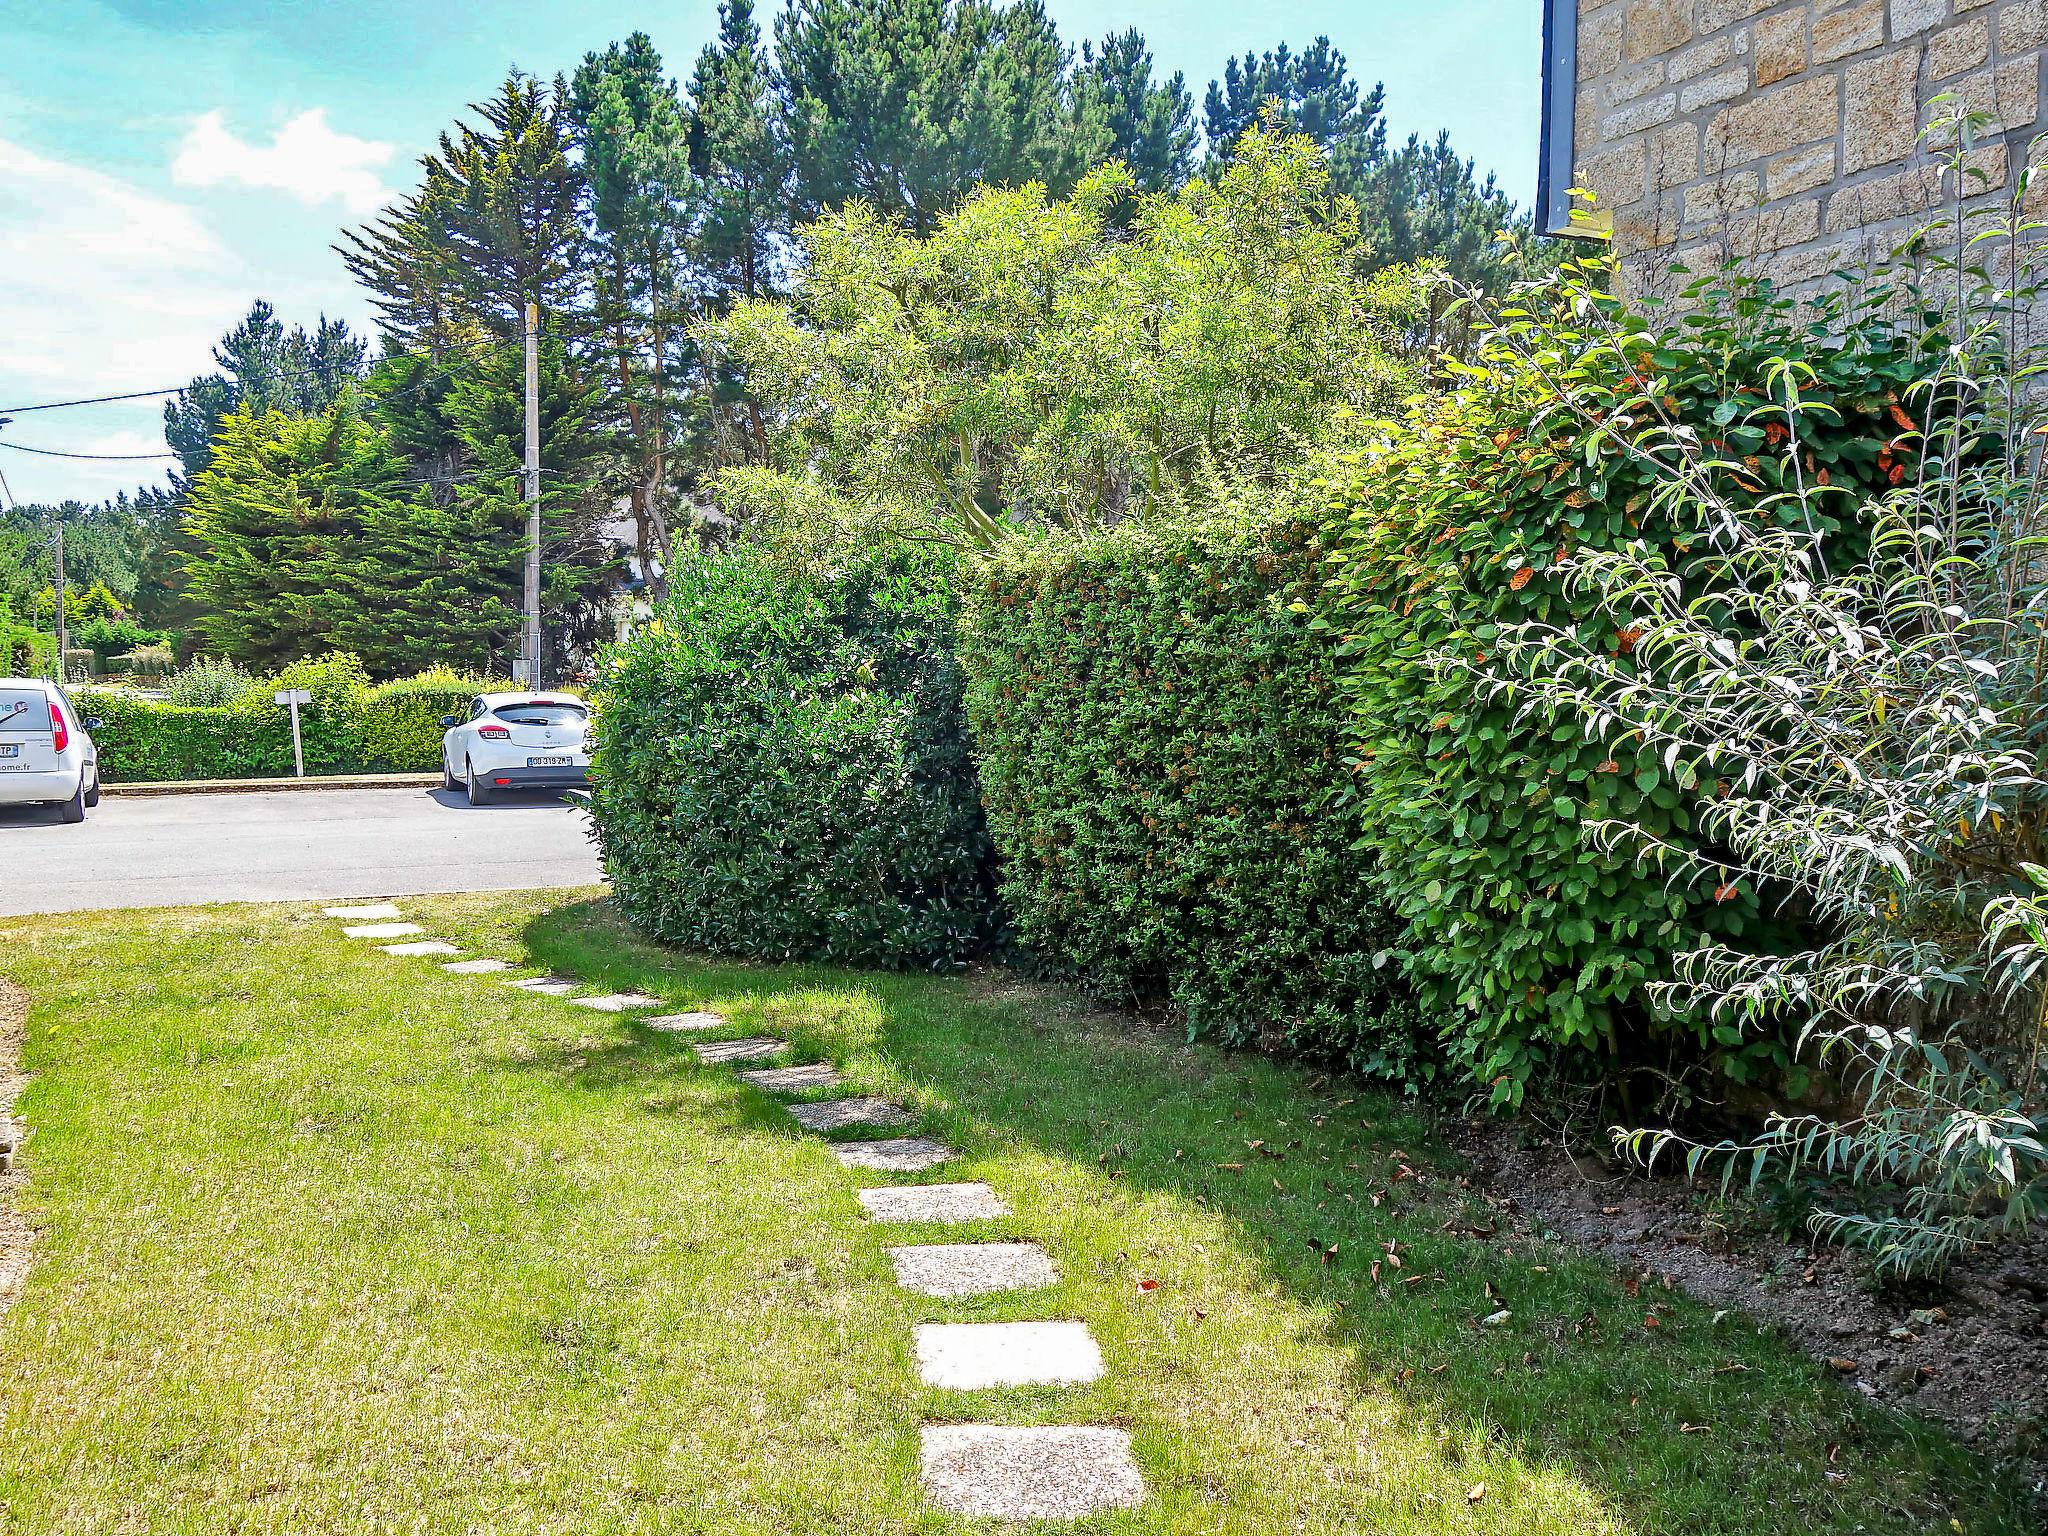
[1569,0,2047,294]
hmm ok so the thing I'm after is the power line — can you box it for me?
[0,441,180,462]
[0,329,527,419]
[0,386,187,415]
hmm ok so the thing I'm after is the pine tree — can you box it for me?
[338,73,585,348]
[1073,29,1196,193]
[442,335,621,665]
[687,0,785,307]
[773,0,1086,235]
[569,32,697,583]
[1202,37,1385,183]
[163,301,368,484]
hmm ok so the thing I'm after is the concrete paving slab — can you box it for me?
[380,940,459,956]
[913,1321,1103,1389]
[857,1182,1006,1221]
[832,1138,958,1175]
[787,1096,914,1132]
[342,922,423,939]
[325,903,401,920]
[442,958,511,974]
[568,992,662,1012]
[738,1062,842,1094]
[920,1426,1144,1520]
[692,1037,785,1065]
[507,976,578,996]
[642,1011,726,1032]
[887,1242,1058,1297]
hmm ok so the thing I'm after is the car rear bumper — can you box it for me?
[0,766,83,805]
[476,765,591,790]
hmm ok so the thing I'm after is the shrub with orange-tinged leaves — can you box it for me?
[1318,258,1913,1102]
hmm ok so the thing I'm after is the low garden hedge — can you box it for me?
[961,507,1425,1083]
[80,655,508,782]
[588,546,1000,970]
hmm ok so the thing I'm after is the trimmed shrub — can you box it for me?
[961,507,1424,1082]
[1320,267,1926,1103]
[363,669,509,771]
[590,546,998,969]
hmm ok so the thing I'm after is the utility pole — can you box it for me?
[522,300,542,687]
[52,522,68,682]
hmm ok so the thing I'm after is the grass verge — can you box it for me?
[0,889,2031,1534]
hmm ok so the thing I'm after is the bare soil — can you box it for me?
[1451,1113,2048,1499]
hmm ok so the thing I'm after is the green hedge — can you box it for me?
[961,508,1425,1083]
[589,546,999,969]
[81,655,509,782]
[363,670,502,772]
[1320,270,1920,1102]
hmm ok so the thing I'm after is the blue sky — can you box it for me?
[0,0,1542,506]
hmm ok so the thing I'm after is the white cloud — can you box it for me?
[0,137,245,503]
[172,108,393,215]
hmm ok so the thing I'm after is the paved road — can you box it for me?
[0,787,604,916]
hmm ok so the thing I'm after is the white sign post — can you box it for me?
[274,688,312,778]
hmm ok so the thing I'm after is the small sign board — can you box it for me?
[274,689,312,776]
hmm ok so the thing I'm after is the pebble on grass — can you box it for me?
[442,959,511,974]
[506,976,578,996]
[379,941,460,957]
[920,1425,1145,1520]
[856,1182,1005,1221]
[832,1139,958,1175]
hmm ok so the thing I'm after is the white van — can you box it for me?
[0,679,102,823]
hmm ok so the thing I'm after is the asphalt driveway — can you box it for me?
[0,787,604,916]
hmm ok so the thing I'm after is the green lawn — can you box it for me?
[0,890,2030,1534]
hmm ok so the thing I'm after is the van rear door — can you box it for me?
[0,687,57,774]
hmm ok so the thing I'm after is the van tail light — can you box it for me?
[478,724,510,739]
[49,702,68,754]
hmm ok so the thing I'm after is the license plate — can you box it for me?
[0,744,16,758]
[528,755,572,768]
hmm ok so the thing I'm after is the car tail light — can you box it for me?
[49,702,68,753]
[478,723,510,739]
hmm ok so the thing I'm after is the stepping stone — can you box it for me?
[787,1097,914,1133]
[343,922,423,939]
[913,1321,1104,1390]
[643,1011,725,1032]
[568,992,662,1012]
[380,940,459,956]
[325,903,400,920]
[920,1426,1144,1520]
[857,1182,1005,1222]
[692,1037,785,1065]
[507,976,578,996]
[888,1242,1057,1298]
[442,958,511,974]
[738,1062,842,1094]
[834,1139,959,1175]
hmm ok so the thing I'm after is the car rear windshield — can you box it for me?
[0,689,48,732]
[492,701,588,727]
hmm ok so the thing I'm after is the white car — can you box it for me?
[0,678,102,823]
[440,691,592,806]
